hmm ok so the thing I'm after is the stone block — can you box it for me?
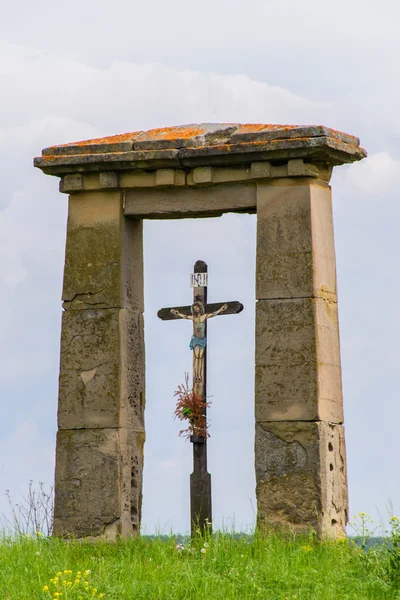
[287,159,319,178]
[251,161,272,179]
[58,309,145,431]
[99,171,119,188]
[255,421,348,537]
[192,166,214,184]
[62,191,143,311]
[120,171,156,187]
[255,298,343,423]
[211,166,251,184]
[53,427,144,538]
[256,180,337,300]
[155,169,185,186]
[54,428,120,521]
[60,173,84,193]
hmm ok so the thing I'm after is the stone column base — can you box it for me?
[255,421,348,537]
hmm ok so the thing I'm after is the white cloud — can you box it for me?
[344,152,400,194]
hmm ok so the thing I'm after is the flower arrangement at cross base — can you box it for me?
[173,373,211,439]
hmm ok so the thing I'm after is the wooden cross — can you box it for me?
[157,260,244,535]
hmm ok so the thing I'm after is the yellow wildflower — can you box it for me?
[357,512,370,518]
[43,585,49,592]
[37,531,43,537]
[300,545,313,552]
[56,572,63,577]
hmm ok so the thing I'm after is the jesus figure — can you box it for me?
[171,301,228,382]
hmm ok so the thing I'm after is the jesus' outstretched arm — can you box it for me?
[170,309,193,320]
[205,303,228,320]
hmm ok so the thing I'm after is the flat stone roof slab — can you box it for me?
[34,123,367,175]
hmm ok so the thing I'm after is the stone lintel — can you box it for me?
[123,182,257,219]
[34,123,366,178]
[255,421,348,537]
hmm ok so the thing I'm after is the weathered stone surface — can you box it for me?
[251,162,272,179]
[34,123,367,176]
[58,309,145,431]
[53,427,144,538]
[155,168,185,186]
[287,159,319,178]
[59,173,84,193]
[34,149,182,175]
[256,180,337,300]
[59,162,331,195]
[54,188,145,538]
[99,171,119,188]
[255,421,348,537]
[133,123,238,151]
[191,166,215,185]
[123,182,257,219]
[62,191,143,311]
[39,124,359,156]
[120,171,156,188]
[231,124,359,146]
[177,136,365,168]
[255,298,343,423]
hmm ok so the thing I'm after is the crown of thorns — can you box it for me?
[191,301,205,314]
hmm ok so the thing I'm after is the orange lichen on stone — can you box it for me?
[136,125,206,141]
[53,132,139,148]
[42,153,65,160]
[50,125,207,150]
[235,124,299,133]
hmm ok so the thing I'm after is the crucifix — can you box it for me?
[157,260,244,535]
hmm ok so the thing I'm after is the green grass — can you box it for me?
[1,531,400,600]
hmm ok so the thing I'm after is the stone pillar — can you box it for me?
[54,190,145,539]
[255,178,348,537]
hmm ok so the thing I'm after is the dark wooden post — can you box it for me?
[190,260,212,534]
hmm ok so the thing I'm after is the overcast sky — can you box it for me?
[1,0,400,535]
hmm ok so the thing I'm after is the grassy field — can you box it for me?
[1,528,400,600]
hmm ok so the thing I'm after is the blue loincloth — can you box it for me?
[190,335,207,350]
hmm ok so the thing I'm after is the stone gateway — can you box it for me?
[34,123,367,539]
